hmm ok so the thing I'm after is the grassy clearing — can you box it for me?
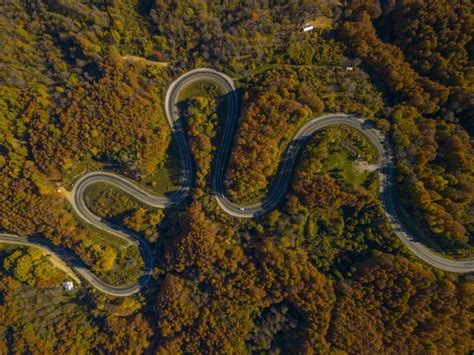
[337,126,380,164]
[325,151,371,189]
[304,16,333,30]
[322,125,379,190]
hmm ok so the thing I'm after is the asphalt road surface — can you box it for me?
[1,68,472,297]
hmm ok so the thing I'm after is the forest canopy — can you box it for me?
[0,0,473,353]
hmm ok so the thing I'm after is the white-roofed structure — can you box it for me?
[63,281,74,291]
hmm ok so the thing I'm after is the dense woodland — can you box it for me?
[340,0,474,254]
[225,70,325,201]
[0,0,473,353]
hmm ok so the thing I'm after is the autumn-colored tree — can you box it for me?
[164,201,224,272]
[392,106,473,250]
[341,8,449,114]
[29,59,170,179]
[328,253,474,353]
[225,70,324,201]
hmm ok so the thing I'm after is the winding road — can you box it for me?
[1,68,472,297]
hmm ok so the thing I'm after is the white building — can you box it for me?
[63,281,74,291]
[303,25,314,32]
